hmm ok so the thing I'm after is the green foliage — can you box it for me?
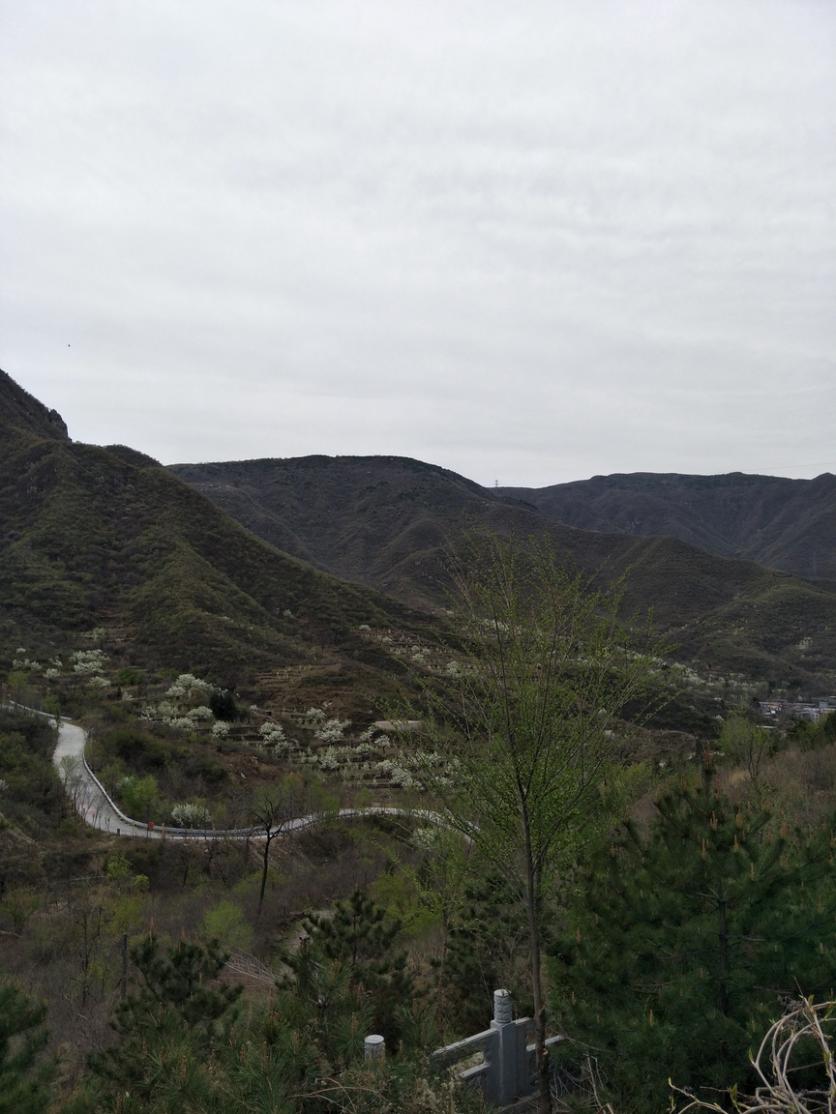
[551,782,836,1113]
[89,937,242,1109]
[0,709,62,835]
[719,713,773,785]
[324,1056,489,1113]
[103,728,171,771]
[209,687,239,721]
[670,997,836,1113]
[118,774,159,820]
[789,710,836,751]
[42,695,61,724]
[0,983,50,1114]
[93,725,229,822]
[201,900,253,952]
[116,667,144,686]
[285,889,419,1052]
[69,922,479,1114]
[369,870,436,938]
[440,874,530,1034]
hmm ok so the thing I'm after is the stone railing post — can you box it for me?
[430,989,559,1104]
[491,988,517,1104]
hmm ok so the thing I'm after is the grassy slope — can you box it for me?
[171,456,836,687]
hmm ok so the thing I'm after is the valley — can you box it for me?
[1,368,834,1114]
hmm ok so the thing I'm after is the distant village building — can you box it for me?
[757,697,836,722]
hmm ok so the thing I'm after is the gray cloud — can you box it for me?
[2,0,834,484]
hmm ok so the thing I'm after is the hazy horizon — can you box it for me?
[3,2,834,485]
[6,362,833,490]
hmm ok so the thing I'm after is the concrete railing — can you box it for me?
[77,751,264,839]
[428,989,563,1107]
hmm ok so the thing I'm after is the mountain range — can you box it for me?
[497,472,836,583]
[170,455,836,687]
[2,369,834,693]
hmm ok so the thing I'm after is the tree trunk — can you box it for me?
[526,868,551,1113]
[257,837,271,915]
[120,932,128,1001]
[717,890,730,1017]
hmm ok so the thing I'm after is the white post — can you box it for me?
[493,988,513,1025]
[364,1034,385,1063]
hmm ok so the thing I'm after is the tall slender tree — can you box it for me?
[251,773,318,916]
[413,536,660,1112]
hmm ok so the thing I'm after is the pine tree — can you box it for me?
[551,782,836,1113]
[440,874,530,1033]
[0,984,50,1114]
[285,889,418,1051]
[90,937,242,1111]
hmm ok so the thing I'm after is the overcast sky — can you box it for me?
[2,1,834,486]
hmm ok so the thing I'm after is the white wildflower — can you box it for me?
[318,746,343,771]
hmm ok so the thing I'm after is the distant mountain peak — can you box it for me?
[496,471,836,582]
[0,369,69,443]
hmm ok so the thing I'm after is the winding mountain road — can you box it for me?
[36,707,442,841]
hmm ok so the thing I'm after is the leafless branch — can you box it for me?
[672,998,835,1113]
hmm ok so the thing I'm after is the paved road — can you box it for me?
[52,717,143,834]
[25,706,444,841]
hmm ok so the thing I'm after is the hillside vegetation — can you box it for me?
[1,371,835,1113]
[0,371,435,695]
[171,455,836,687]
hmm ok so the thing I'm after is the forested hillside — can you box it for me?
[0,371,434,693]
[498,471,836,582]
[171,455,836,688]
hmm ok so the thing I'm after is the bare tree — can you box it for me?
[720,714,773,790]
[251,774,321,917]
